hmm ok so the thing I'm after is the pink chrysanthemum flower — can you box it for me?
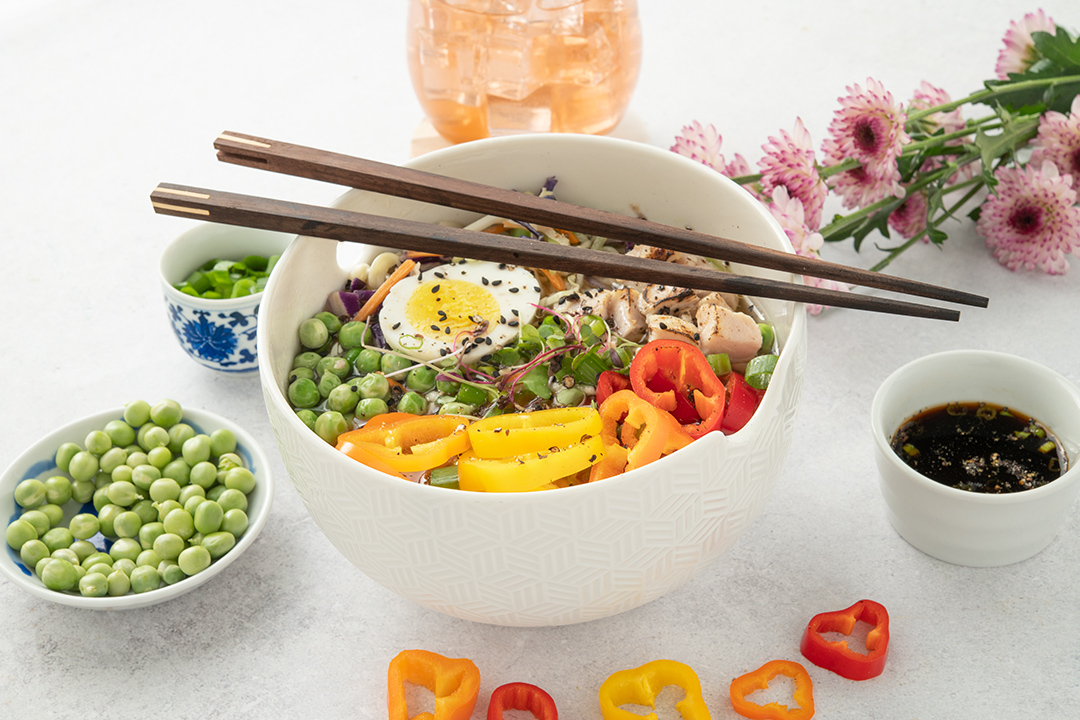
[976,161,1080,274]
[907,81,977,185]
[888,190,929,241]
[766,186,824,257]
[671,121,752,179]
[995,10,1056,80]
[758,118,828,231]
[827,162,905,210]
[1031,95,1080,181]
[822,78,909,169]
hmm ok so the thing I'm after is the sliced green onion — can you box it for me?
[745,354,778,390]
[758,323,776,352]
[706,353,731,378]
[571,350,610,387]
[1038,441,1056,454]
[902,443,920,458]
[428,466,460,490]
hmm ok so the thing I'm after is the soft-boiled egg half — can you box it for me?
[379,260,542,363]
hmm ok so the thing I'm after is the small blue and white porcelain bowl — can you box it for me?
[160,222,293,374]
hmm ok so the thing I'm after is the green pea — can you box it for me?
[79,572,109,597]
[326,383,360,413]
[40,527,74,552]
[165,423,195,455]
[189,461,218,489]
[288,377,321,409]
[318,371,342,399]
[159,560,186,585]
[405,366,438,392]
[181,435,212,465]
[41,559,78,591]
[86,562,114,578]
[555,386,586,407]
[35,557,52,577]
[37,504,63,527]
[147,446,173,470]
[353,348,382,374]
[6,520,37,551]
[221,509,248,537]
[98,447,128,474]
[436,379,460,394]
[69,514,101,540]
[162,458,191,485]
[107,570,131,596]
[42,476,72,506]
[129,565,161,593]
[209,428,237,457]
[113,558,136,576]
[70,540,97,562]
[381,352,414,375]
[113,511,143,539]
[97,503,125,534]
[151,497,180,524]
[206,485,226,502]
[314,411,348,445]
[109,467,131,488]
[188,532,204,547]
[19,510,51,536]
[338,321,373,349]
[13,479,46,509]
[396,391,426,416]
[194,500,224,535]
[438,402,475,416]
[142,426,171,451]
[295,409,317,431]
[314,310,343,335]
[456,383,488,407]
[139,521,166,550]
[357,373,390,400]
[106,480,139,507]
[81,552,112,570]
[152,533,185,561]
[131,499,158,525]
[223,467,256,495]
[356,398,389,421]
[51,548,81,566]
[292,351,323,370]
[123,400,152,428]
[70,479,95,505]
[108,538,140,562]
[299,317,331,349]
[216,488,249,514]
[289,367,315,384]
[217,453,244,472]
[317,355,352,380]
[19,539,50,569]
[177,483,205,504]
[136,549,163,568]
[202,531,235,560]
[68,452,99,483]
[104,419,137,448]
[163,508,195,540]
[184,496,206,516]
[149,478,182,504]
[178,545,212,576]
[84,430,112,456]
[150,399,183,429]
[55,442,82,473]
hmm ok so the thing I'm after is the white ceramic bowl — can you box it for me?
[160,222,293,374]
[871,350,1080,567]
[258,134,808,626]
[0,406,273,609]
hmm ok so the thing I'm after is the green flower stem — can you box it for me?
[905,74,1080,124]
[869,182,985,272]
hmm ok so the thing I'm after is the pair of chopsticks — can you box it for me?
[150,131,990,321]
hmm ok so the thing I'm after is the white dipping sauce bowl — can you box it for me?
[871,350,1080,567]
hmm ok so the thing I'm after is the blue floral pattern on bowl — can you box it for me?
[166,301,260,373]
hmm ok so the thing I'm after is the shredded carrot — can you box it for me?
[354,259,416,322]
[557,229,581,245]
[538,267,566,292]
[481,224,507,233]
[385,376,405,391]
[404,251,442,259]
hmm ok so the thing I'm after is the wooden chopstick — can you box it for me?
[213,131,989,309]
[150,183,961,321]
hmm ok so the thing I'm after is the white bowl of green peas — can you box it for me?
[160,222,293,374]
[0,401,273,609]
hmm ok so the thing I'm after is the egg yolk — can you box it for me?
[405,279,500,338]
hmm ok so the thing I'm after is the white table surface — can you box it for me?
[2,1,1078,718]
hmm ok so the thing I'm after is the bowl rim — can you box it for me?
[259,132,807,502]
[870,348,1080,505]
[0,405,274,609]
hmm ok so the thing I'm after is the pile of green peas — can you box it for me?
[287,311,492,446]
[4,399,255,597]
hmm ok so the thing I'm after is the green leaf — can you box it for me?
[852,210,894,252]
[926,227,948,246]
[968,206,982,222]
[1032,28,1080,72]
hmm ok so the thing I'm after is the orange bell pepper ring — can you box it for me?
[387,649,481,720]
[590,390,692,482]
[729,660,814,720]
[336,415,472,474]
[598,659,711,720]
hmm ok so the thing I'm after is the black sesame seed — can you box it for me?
[491,279,502,286]
[392,322,401,330]
[434,271,445,278]
[512,309,520,316]
[482,277,490,285]
[498,263,507,269]
[659,322,668,330]
[444,327,452,335]
[509,320,519,327]
[499,315,506,324]
[431,284,440,293]
[430,324,440,332]
[509,287,519,293]
[534,286,540,292]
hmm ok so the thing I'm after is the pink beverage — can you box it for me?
[407,0,641,144]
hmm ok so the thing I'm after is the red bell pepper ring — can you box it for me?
[595,370,632,406]
[800,599,890,681]
[628,339,727,439]
[487,682,558,720]
[720,371,761,434]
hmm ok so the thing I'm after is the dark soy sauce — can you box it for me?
[890,402,1068,493]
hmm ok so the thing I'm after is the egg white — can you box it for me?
[378,260,542,363]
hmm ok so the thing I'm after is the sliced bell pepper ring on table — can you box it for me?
[628,339,727,439]
[598,659,711,720]
[590,390,692,482]
[487,682,558,720]
[335,415,472,474]
[387,649,481,720]
[729,660,815,720]
[800,599,890,680]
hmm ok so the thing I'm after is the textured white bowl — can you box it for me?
[160,222,292,374]
[871,350,1080,567]
[0,406,273,609]
[258,134,808,626]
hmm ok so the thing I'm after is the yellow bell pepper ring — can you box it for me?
[467,407,602,458]
[598,659,712,720]
[457,434,605,493]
